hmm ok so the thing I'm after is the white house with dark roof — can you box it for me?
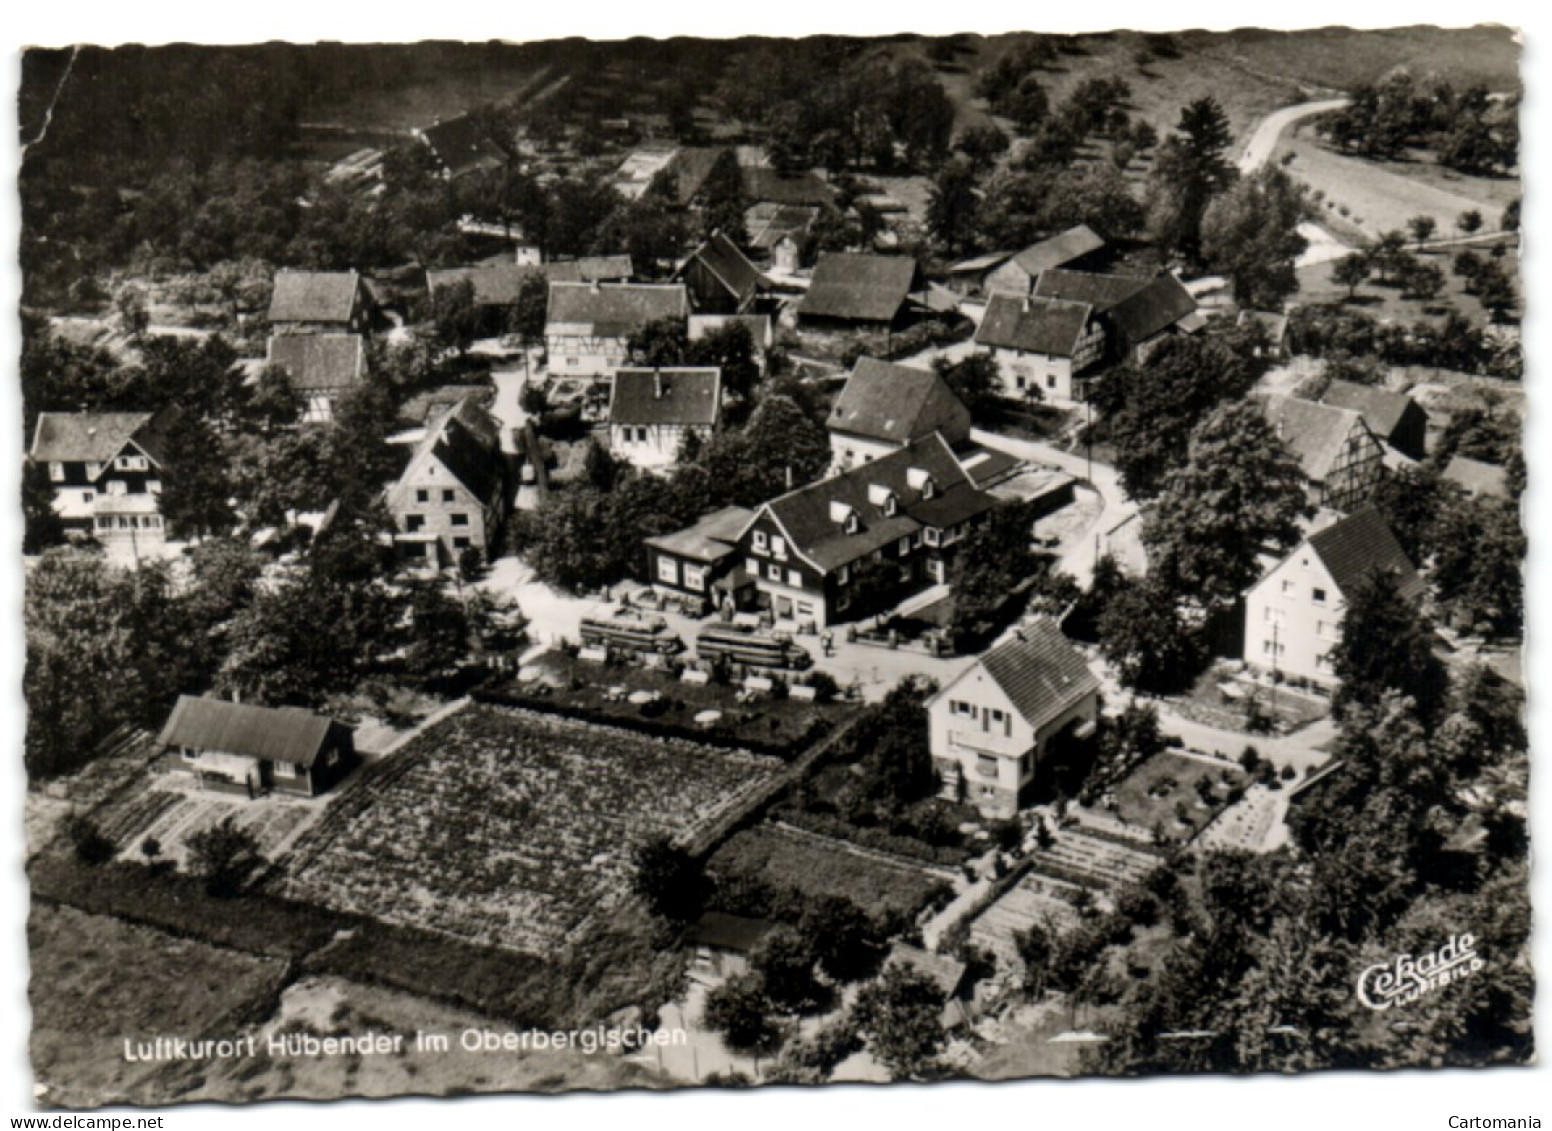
[266,333,367,423]
[158,695,355,799]
[1032,269,1200,366]
[29,407,179,531]
[1260,395,1386,512]
[927,618,1101,818]
[1243,504,1424,688]
[734,432,998,628]
[826,357,972,472]
[544,282,690,378]
[974,293,1105,403]
[267,270,371,335]
[385,398,509,566]
[607,367,722,470]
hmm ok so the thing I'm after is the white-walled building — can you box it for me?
[607,367,722,471]
[974,293,1105,404]
[544,282,689,379]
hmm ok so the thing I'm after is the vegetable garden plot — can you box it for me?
[281,704,784,954]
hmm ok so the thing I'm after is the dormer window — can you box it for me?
[845,513,860,534]
[867,483,897,516]
[830,500,858,531]
[906,467,936,498]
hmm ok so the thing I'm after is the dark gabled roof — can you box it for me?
[1032,268,1151,311]
[965,618,1101,732]
[418,114,509,178]
[30,408,175,466]
[799,253,920,323]
[544,256,635,284]
[545,283,689,337]
[644,505,755,562]
[663,147,729,207]
[828,358,971,446]
[404,398,505,504]
[740,167,837,208]
[762,433,996,572]
[1106,274,1199,344]
[1262,396,1367,482]
[267,333,366,393]
[679,231,761,306]
[1307,503,1426,603]
[1441,455,1510,499]
[428,264,540,307]
[687,911,776,953]
[608,368,722,427]
[1318,380,1424,442]
[268,270,362,325]
[157,695,346,768]
[975,294,1094,357]
[1009,224,1106,277]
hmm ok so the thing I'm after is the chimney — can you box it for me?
[654,369,665,399]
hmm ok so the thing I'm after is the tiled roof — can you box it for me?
[608,368,722,427]
[418,114,509,178]
[402,398,505,505]
[679,231,761,305]
[1261,396,1365,482]
[1106,274,1198,344]
[962,618,1101,732]
[268,270,362,325]
[644,505,755,562]
[746,202,819,250]
[663,147,729,206]
[544,256,635,284]
[1009,224,1105,277]
[1318,379,1423,442]
[267,333,366,393]
[30,409,173,465]
[545,283,689,337]
[947,250,1015,276]
[799,253,919,323]
[428,264,539,307]
[827,357,971,445]
[1442,455,1510,499]
[1307,503,1426,602]
[763,433,996,572]
[156,695,347,768]
[740,167,837,207]
[1033,268,1151,311]
[975,294,1094,357]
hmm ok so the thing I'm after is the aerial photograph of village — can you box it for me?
[16,23,1529,1109]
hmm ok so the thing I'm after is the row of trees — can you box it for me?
[1319,73,1519,176]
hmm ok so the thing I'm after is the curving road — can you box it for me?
[1237,97,1350,174]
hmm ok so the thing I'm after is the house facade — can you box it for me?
[1031,269,1200,367]
[826,357,972,473]
[1243,505,1425,688]
[734,432,998,628]
[926,619,1101,818]
[607,367,722,470]
[158,695,355,799]
[1262,396,1387,512]
[544,282,690,378]
[266,333,367,423]
[267,270,371,335]
[29,407,178,532]
[644,505,757,615]
[974,294,1105,404]
[385,398,509,566]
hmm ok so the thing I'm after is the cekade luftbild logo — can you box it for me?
[1357,933,1484,1011]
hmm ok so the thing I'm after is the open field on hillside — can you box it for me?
[1295,246,1520,325]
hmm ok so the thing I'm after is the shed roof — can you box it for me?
[799,253,919,323]
[608,368,722,427]
[828,358,971,445]
[975,294,1094,357]
[268,270,362,325]
[157,695,346,768]
[267,333,366,393]
[1441,455,1510,499]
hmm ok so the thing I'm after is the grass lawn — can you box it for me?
[1296,243,1520,328]
[1165,664,1329,736]
[28,903,289,1108]
[708,823,950,921]
[1106,752,1247,841]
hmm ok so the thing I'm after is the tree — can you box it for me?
[1015,921,1053,995]
[853,964,948,1080]
[1200,166,1309,308]
[22,460,65,555]
[931,353,1001,420]
[187,816,261,896]
[429,276,480,355]
[686,320,761,402]
[404,581,471,679]
[925,159,980,256]
[1142,401,1309,612]
[1145,97,1237,261]
[1407,214,1438,244]
[582,437,624,493]
[1330,568,1449,728]
[946,501,1039,648]
[115,284,150,339]
[703,974,782,1052]
[751,926,820,1010]
[1369,464,1447,563]
[630,834,705,922]
[1457,209,1484,236]
[957,125,1009,172]
[1097,578,1201,694]
[246,363,303,432]
[1332,252,1372,300]
[509,272,550,349]
[627,316,689,368]
[800,896,879,983]
[158,413,237,540]
[1400,259,1446,302]
[1429,495,1524,638]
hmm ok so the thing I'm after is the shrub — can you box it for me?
[65,816,115,866]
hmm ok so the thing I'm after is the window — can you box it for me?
[897,536,910,556]
[86,462,103,480]
[146,516,162,529]
[787,569,802,588]
[838,564,850,585]
[924,527,942,548]
[746,557,760,575]
[796,601,814,616]
[1312,587,1328,605]
[636,426,650,444]
[766,563,782,582]
[684,564,707,592]
[1046,374,1057,390]
[976,754,999,779]
[453,536,471,549]
[82,492,94,505]
[416,489,429,504]
[884,495,898,517]
[95,517,110,531]
[451,513,469,526]
[1280,580,1292,593]
[442,489,456,503]
[182,747,196,761]
[115,454,148,472]
[772,536,786,559]
[406,515,424,532]
[568,357,578,366]
[657,556,680,585]
[753,531,768,553]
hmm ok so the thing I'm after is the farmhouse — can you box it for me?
[29,407,178,531]
[982,224,1109,296]
[413,113,510,180]
[686,911,778,981]
[644,505,757,615]
[1243,504,1424,688]
[607,367,722,471]
[1317,379,1429,461]
[157,694,355,799]
[545,282,690,378]
[1442,455,1510,499]
[1032,269,1200,366]
[826,357,972,472]
[386,397,509,566]
[797,252,923,332]
[676,231,762,314]
[974,293,1105,404]
[736,432,998,628]
[1261,395,1386,512]
[927,618,1101,819]
[265,333,366,423]
[267,270,372,335]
